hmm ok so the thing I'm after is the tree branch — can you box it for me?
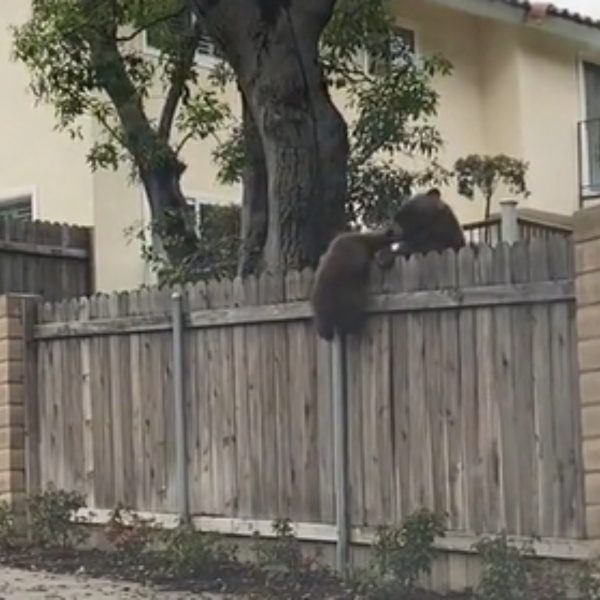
[115,7,186,43]
[158,10,205,140]
[81,2,178,175]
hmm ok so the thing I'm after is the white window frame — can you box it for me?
[0,185,38,221]
[360,18,420,75]
[142,11,221,70]
[184,192,242,236]
[578,54,600,198]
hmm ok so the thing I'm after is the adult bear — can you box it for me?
[377,188,466,267]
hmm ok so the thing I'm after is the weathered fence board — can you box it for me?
[29,240,586,539]
[0,219,92,300]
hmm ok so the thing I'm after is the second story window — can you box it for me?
[580,61,600,198]
[145,9,221,63]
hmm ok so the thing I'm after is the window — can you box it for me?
[581,61,600,196]
[185,196,240,236]
[145,10,221,62]
[0,195,32,222]
[364,25,416,75]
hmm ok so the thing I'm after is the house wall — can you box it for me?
[391,0,589,222]
[90,62,242,292]
[0,0,94,226]
[3,0,596,292]
[516,28,584,216]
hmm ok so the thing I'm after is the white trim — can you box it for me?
[75,509,596,562]
[360,18,420,76]
[578,57,600,198]
[139,186,234,237]
[141,29,220,71]
[0,185,39,220]
[394,15,421,57]
[182,191,239,236]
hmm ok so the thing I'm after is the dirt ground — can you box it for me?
[0,566,234,599]
[0,549,473,599]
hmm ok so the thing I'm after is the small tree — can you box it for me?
[454,154,530,222]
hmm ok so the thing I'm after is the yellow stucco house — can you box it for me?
[1,0,600,292]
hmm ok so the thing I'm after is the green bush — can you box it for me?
[356,509,446,598]
[252,518,303,576]
[161,523,237,577]
[0,501,18,548]
[26,487,88,550]
[476,534,533,600]
[572,560,600,600]
[105,504,155,561]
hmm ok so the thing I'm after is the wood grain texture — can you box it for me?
[29,240,585,539]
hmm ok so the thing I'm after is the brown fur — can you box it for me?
[310,228,401,341]
[393,188,466,257]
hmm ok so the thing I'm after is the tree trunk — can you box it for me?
[84,13,199,268]
[238,95,268,277]
[197,0,348,273]
[140,159,198,266]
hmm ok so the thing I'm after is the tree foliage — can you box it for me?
[14,0,453,283]
[136,204,241,286]
[212,0,453,230]
[13,0,232,177]
[454,154,530,221]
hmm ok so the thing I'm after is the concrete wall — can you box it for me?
[574,204,600,538]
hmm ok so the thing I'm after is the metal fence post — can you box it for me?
[172,291,189,523]
[332,332,349,576]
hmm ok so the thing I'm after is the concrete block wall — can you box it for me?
[575,204,600,538]
[0,295,34,514]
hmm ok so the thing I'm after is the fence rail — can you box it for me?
[26,238,585,544]
[463,215,572,245]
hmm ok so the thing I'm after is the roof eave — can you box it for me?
[424,0,600,50]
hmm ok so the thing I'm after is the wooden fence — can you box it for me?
[463,210,573,246]
[24,237,586,546]
[0,219,92,300]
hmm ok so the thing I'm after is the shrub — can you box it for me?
[26,487,88,550]
[0,501,18,548]
[161,523,237,577]
[527,563,569,600]
[475,533,534,600]
[357,508,446,598]
[252,518,303,576]
[105,504,154,561]
[572,560,600,600]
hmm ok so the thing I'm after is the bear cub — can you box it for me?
[310,226,402,341]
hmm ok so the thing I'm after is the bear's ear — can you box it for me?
[426,188,441,199]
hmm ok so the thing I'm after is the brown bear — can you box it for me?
[392,188,466,257]
[310,226,402,341]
